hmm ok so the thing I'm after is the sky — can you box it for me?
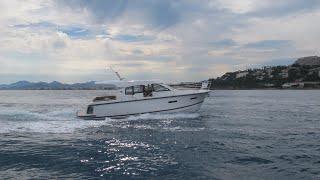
[0,0,319,83]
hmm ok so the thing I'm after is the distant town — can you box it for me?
[1,56,319,90]
[208,56,320,89]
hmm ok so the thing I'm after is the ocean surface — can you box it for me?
[0,90,319,180]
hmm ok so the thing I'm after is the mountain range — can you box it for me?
[0,81,116,90]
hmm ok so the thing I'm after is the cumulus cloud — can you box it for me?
[0,0,319,83]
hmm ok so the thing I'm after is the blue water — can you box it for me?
[0,90,319,179]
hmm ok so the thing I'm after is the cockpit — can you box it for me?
[91,81,174,102]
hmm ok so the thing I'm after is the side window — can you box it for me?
[133,85,144,94]
[152,84,170,92]
[125,86,133,95]
[87,106,93,114]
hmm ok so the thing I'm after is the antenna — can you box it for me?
[109,67,125,81]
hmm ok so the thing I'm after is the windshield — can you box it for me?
[124,83,170,96]
[152,84,170,92]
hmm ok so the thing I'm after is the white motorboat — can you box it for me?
[77,80,210,119]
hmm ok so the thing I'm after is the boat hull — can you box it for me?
[77,92,208,119]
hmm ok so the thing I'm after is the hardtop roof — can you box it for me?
[95,80,165,88]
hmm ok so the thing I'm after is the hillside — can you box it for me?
[209,56,320,89]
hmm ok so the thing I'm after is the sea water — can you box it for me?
[0,90,319,179]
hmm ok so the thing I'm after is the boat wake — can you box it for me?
[110,112,203,132]
[0,107,111,134]
[0,106,201,134]
[126,112,200,121]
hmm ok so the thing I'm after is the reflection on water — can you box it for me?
[0,90,319,179]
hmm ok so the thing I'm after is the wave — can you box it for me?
[110,113,202,132]
[0,108,76,122]
[0,107,200,134]
[0,107,113,133]
[126,112,199,121]
[0,119,111,134]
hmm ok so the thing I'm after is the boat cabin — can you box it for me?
[124,83,171,97]
[92,80,174,102]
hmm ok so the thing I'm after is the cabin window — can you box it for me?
[152,84,170,92]
[125,86,134,95]
[133,85,144,94]
[125,85,144,95]
[87,106,93,114]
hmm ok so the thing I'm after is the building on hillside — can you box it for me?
[220,72,234,80]
[282,82,304,88]
[256,76,264,80]
[279,69,289,78]
[263,68,274,78]
[236,71,249,78]
[264,83,275,88]
[281,81,320,88]
[252,70,263,76]
[303,82,320,88]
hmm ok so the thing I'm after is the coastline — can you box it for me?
[0,88,319,91]
[210,88,320,90]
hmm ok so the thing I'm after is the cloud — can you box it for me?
[217,0,320,16]
[56,0,181,29]
[52,39,66,49]
[0,0,319,83]
[246,0,320,17]
[244,40,293,49]
[111,34,155,42]
[56,0,128,23]
[13,21,56,29]
[136,0,180,28]
[59,26,90,38]
[210,39,237,48]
